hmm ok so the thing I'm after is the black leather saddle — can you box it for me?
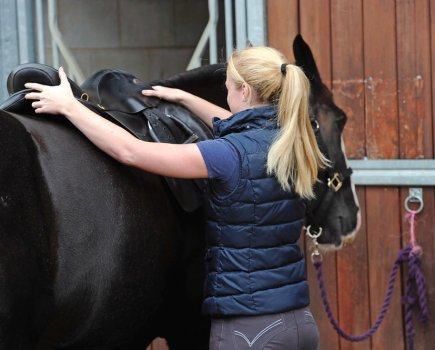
[0,63,213,212]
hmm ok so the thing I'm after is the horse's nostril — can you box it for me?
[338,215,352,236]
[338,215,344,232]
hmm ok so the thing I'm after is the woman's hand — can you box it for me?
[142,85,187,104]
[143,85,231,126]
[24,67,78,116]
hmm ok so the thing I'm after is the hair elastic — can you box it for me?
[280,63,288,76]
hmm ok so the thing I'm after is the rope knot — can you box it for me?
[410,245,422,257]
[402,295,416,307]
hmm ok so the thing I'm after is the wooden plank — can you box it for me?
[419,190,435,350]
[424,8,435,349]
[363,1,404,349]
[366,188,404,350]
[432,0,435,158]
[398,1,434,349]
[331,0,365,159]
[299,0,332,87]
[336,187,371,350]
[363,0,399,159]
[266,0,299,61]
[329,2,370,350]
[396,0,430,159]
[423,2,435,347]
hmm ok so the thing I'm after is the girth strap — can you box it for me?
[145,110,199,144]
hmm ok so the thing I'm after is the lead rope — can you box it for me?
[403,211,428,349]
[308,211,428,347]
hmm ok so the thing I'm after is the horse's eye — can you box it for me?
[336,114,347,130]
[310,119,320,132]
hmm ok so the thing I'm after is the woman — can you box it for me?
[25,46,326,350]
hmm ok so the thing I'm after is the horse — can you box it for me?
[0,35,359,349]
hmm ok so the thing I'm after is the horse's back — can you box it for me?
[0,110,179,349]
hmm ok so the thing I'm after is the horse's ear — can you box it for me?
[293,34,322,85]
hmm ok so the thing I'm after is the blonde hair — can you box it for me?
[227,46,329,199]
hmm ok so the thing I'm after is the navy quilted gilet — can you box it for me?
[202,105,309,316]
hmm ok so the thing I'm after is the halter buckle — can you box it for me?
[328,173,343,192]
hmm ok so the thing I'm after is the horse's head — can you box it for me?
[293,34,361,248]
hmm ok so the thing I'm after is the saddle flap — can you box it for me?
[81,70,160,113]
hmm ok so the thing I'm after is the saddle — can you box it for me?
[0,63,213,212]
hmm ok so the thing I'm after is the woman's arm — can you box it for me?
[25,67,208,179]
[142,86,232,127]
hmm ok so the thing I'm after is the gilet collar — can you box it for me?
[212,105,277,137]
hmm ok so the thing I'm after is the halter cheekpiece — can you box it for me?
[280,63,288,76]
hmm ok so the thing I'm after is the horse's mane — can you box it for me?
[151,63,228,108]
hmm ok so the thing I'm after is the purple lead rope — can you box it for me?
[403,211,428,350]
[312,211,428,347]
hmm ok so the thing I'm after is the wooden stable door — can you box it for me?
[268,1,435,350]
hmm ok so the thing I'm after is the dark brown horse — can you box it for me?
[0,35,359,349]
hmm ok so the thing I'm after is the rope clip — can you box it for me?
[305,225,323,263]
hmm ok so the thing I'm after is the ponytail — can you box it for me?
[266,64,329,198]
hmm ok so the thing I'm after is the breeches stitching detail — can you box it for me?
[233,319,283,348]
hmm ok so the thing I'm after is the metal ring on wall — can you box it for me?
[404,194,424,214]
